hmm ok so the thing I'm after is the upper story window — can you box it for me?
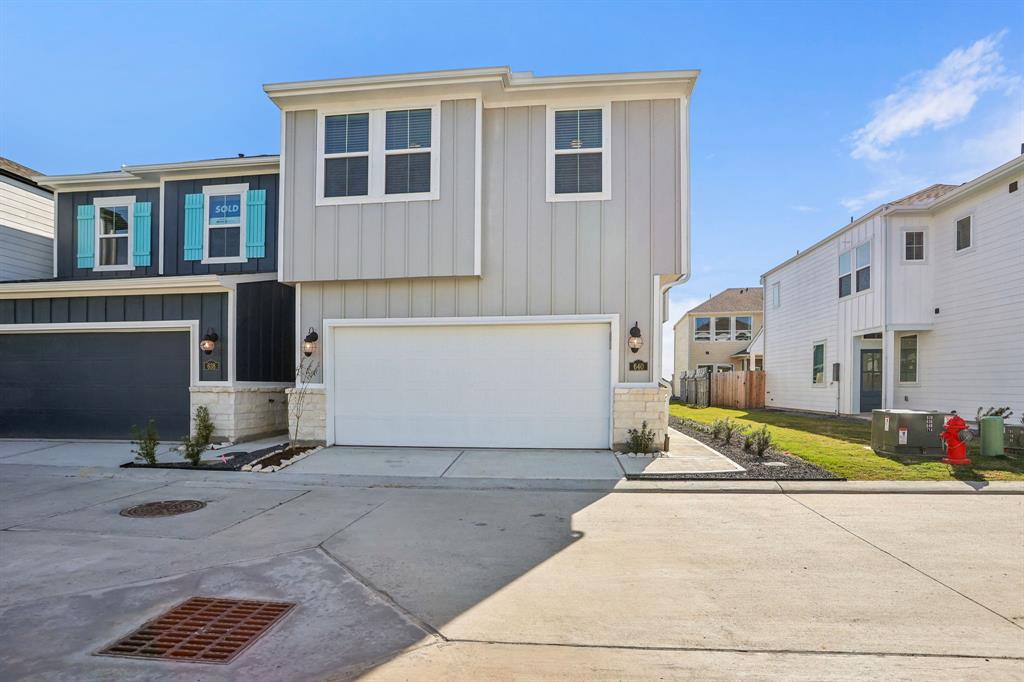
[955,215,972,251]
[385,109,432,195]
[714,316,732,341]
[904,230,925,261]
[547,104,611,202]
[94,196,134,271]
[323,113,369,198]
[735,316,753,341]
[770,282,780,308]
[203,184,248,263]
[693,316,711,341]
[839,241,871,297]
[317,105,439,206]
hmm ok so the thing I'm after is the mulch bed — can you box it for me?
[121,444,289,471]
[667,416,842,481]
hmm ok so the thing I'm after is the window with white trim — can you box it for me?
[855,242,871,291]
[693,316,711,341]
[94,196,134,271]
[955,215,972,251]
[838,250,852,297]
[904,230,925,261]
[317,105,438,205]
[812,342,825,385]
[547,104,610,202]
[203,184,248,263]
[735,316,753,341]
[713,316,732,341]
[839,242,871,296]
[899,334,918,383]
[770,282,780,308]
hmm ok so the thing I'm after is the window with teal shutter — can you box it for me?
[76,204,95,268]
[245,189,266,258]
[133,201,152,266]
[184,193,204,261]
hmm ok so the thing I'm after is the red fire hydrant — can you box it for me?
[941,412,972,466]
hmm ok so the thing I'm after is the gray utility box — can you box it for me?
[871,409,947,457]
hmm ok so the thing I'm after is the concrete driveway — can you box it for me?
[0,444,1021,680]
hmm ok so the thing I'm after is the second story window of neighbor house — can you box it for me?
[714,316,732,341]
[694,317,711,341]
[770,282,780,308]
[955,215,972,251]
[904,231,925,261]
[735,316,753,341]
[839,242,871,297]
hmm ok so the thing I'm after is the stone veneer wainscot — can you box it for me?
[189,386,289,442]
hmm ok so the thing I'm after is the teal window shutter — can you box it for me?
[184,193,204,261]
[245,189,266,258]
[76,204,95,268]
[133,202,152,266]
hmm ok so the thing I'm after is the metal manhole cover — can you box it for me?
[96,597,295,664]
[120,500,207,518]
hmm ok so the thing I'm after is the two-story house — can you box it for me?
[0,158,54,281]
[266,66,697,449]
[0,155,295,441]
[671,287,762,395]
[761,154,1023,418]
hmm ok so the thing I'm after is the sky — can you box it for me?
[2,0,1021,378]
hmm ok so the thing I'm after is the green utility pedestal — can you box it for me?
[980,416,1005,457]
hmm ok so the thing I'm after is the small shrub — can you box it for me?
[131,419,160,465]
[627,421,658,453]
[709,418,725,441]
[749,425,773,457]
[719,418,740,445]
[742,428,755,452]
[181,406,214,467]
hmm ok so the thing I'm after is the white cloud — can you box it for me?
[850,31,1017,161]
[790,204,818,213]
[960,107,1024,172]
[840,186,897,213]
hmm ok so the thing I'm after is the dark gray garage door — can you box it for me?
[0,331,191,439]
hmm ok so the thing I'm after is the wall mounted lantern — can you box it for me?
[302,328,319,357]
[627,321,643,354]
[199,328,218,355]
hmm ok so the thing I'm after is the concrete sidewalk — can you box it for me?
[616,427,745,476]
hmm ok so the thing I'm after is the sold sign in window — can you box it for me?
[209,195,241,225]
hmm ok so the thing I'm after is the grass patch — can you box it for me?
[670,403,1024,481]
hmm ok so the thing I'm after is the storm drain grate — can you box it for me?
[96,597,295,664]
[120,500,206,518]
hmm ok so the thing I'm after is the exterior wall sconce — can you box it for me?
[627,321,643,353]
[199,328,218,355]
[302,328,319,357]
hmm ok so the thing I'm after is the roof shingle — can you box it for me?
[686,287,763,315]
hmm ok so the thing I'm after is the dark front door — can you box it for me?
[860,349,882,412]
[0,331,190,439]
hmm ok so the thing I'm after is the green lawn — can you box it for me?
[670,403,1024,481]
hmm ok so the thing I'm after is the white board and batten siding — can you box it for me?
[0,175,54,281]
[290,99,685,384]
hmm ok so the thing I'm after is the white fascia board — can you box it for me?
[0,274,229,299]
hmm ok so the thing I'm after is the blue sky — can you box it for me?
[2,1,1021,376]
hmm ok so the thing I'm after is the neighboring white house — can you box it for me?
[761,154,1023,418]
[0,158,54,281]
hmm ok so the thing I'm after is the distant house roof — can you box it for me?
[686,287,763,315]
[0,157,49,191]
[891,183,958,207]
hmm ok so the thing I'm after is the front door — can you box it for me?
[860,349,882,412]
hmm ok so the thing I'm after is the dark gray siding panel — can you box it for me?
[56,188,160,279]
[0,331,190,439]
[0,292,228,381]
[235,281,295,382]
[0,225,53,281]
[163,174,279,276]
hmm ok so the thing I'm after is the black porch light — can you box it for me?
[199,328,218,355]
[302,327,319,357]
[627,321,643,354]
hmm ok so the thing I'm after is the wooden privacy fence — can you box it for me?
[710,370,765,409]
[678,369,711,408]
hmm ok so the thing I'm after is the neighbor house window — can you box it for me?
[735,316,753,341]
[899,335,918,383]
[904,231,925,261]
[812,342,825,385]
[385,109,432,195]
[770,282,780,308]
[714,317,732,341]
[855,242,871,292]
[715,364,734,372]
[94,196,134,271]
[548,104,610,201]
[317,106,438,205]
[323,112,370,198]
[203,184,248,263]
[694,317,711,341]
[956,216,972,251]
[696,364,714,373]
[838,250,852,298]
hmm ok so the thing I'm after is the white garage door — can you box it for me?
[331,322,611,448]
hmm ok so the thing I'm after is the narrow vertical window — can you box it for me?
[385,108,432,195]
[93,196,135,271]
[550,106,608,200]
[955,216,972,251]
[899,335,918,383]
[771,283,780,308]
[203,184,248,262]
[838,250,852,297]
[855,242,871,292]
[904,231,925,261]
[323,113,370,198]
[812,343,825,385]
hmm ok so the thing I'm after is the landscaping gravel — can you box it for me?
[668,416,841,480]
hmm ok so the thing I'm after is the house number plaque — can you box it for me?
[629,360,648,372]
[204,360,220,371]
